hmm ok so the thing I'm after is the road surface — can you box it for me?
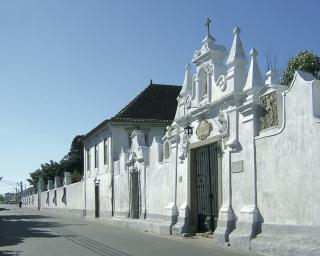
[0,205,261,256]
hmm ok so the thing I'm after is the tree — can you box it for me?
[27,135,84,186]
[71,170,82,183]
[280,51,320,86]
[59,135,84,178]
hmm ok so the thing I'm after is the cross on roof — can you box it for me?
[205,18,211,36]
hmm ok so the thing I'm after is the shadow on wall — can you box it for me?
[0,207,60,256]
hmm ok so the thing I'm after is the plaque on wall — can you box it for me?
[196,119,212,140]
[260,91,278,130]
[231,160,244,173]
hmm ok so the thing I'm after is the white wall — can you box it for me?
[22,181,84,217]
[256,74,320,226]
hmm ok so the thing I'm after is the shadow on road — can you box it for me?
[0,250,21,256]
[0,210,60,256]
[0,208,132,256]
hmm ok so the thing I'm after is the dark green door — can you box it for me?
[194,143,219,232]
[95,184,100,218]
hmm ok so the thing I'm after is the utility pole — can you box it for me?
[20,181,23,203]
[15,187,18,204]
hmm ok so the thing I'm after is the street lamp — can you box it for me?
[184,124,193,136]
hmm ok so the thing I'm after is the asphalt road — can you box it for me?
[0,205,261,256]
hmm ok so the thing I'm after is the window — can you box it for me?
[104,139,109,165]
[198,68,208,100]
[128,132,132,147]
[86,149,91,171]
[94,144,99,168]
[164,141,170,159]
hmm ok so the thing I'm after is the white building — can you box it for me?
[82,25,320,255]
[23,23,320,256]
[82,82,181,221]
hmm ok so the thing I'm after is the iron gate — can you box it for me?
[194,143,219,232]
[130,169,140,219]
[95,184,100,218]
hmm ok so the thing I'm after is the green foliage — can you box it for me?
[27,135,84,186]
[280,51,320,86]
[71,170,83,183]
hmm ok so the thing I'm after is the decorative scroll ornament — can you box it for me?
[129,166,139,174]
[206,64,213,76]
[126,149,136,166]
[196,119,212,140]
[216,75,227,92]
[217,109,229,140]
[179,133,190,162]
[185,95,192,109]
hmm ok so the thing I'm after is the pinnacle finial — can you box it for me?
[179,63,193,97]
[226,26,247,66]
[249,48,258,58]
[265,69,279,85]
[233,26,241,35]
[244,48,263,93]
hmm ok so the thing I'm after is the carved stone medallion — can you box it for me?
[260,91,278,130]
[216,75,227,92]
[196,119,212,140]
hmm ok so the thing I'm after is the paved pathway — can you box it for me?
[0,205,261,256]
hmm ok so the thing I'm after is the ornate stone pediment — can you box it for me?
[125,129,149,166]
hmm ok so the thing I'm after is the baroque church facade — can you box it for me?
[83,24,320,253]
[23,23,320,255]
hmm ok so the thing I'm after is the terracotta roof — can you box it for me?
[82,83,181,142]
[113,83,181,121]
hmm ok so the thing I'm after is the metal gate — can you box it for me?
[194,143,220,232]
[130,169,140,219]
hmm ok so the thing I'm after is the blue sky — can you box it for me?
[0,0,319,192]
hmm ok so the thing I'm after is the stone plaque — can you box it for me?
[196,119,212,140]
[260,91,278,130]
[231,160,243,173]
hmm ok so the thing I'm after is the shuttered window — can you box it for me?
[104,139,109,165]
[95,144,99,168]
[86,149,91,171]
